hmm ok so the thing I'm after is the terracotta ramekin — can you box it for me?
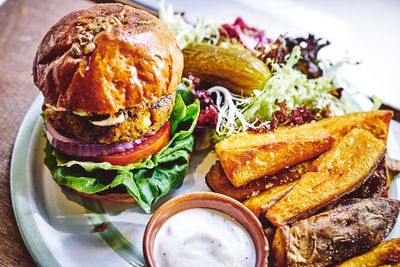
[143,192,268,267]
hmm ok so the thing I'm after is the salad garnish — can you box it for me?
[160,1,356,141]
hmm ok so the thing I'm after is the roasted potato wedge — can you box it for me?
[322,157,389,212]
[205,161,310,201]
[266,129,386,226]
[243,181,297,217]
[271,225,287,267]
[337,238,400,267]
[216,111,392,153]
[216,127,334,187]
[348,157,389,198]
[301,110,393,143]
[264,227,276,247]
[272,197,400,267]
[215,111,392,187]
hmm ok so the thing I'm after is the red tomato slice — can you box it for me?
[92,122,170,166]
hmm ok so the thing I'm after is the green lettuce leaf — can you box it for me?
[44,87,200,213]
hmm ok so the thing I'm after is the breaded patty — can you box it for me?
[45,93,175,144]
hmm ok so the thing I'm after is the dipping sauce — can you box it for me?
[153,208,256,267]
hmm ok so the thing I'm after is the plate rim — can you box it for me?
[10,94,61,267]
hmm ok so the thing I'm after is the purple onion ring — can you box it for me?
[44,121,146,158]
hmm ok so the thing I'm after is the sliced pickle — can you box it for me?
[183,43,271,95]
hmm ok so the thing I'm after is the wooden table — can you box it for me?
[0,0,90,265]
[0,0,399,266]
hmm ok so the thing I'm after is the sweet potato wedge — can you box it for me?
[216,111,392,153]
[205,161,310,201]
[348,156,389,198]
[264,227,276,246]
[301,110,393,143]
[271,197,400,267]
[322,159,389,212]
[243,181,297,217]
[216,127,334,187]
[271,225,288,267]
[215,111,392,187]
[337,238,400,267]
[266,128,386,226]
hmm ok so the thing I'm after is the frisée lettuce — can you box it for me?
[207,47,354,139]
[159,0,220,48]
[160,2,356,142]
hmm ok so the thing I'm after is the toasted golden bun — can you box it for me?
[33,4,183,115]
[75,190,136,203]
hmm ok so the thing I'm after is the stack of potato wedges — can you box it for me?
[206,110,400,266]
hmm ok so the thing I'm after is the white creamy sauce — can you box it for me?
[153,208,256,267]
[89,112,125,126]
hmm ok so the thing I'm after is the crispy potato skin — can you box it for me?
[377,264,400,267]
[243,181,297,217]
[271,226,289,267]
[205,161,309,201]
[266,129,386,226]
[348,157,388,198]
[273,198,400,267]
[337,238,400,267]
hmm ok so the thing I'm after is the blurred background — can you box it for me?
[141,0,400,109]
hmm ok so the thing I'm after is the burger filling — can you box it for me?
[45,93,175,144]
[43,82,200,212]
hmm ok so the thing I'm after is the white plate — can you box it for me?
[11,94,400,266]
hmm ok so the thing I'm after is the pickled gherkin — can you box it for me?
[183,43,271,96]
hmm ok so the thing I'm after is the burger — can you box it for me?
[33,4,199,212]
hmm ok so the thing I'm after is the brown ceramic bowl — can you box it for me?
[143,192,268,267]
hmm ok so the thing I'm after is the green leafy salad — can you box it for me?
[159,1,365,141]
